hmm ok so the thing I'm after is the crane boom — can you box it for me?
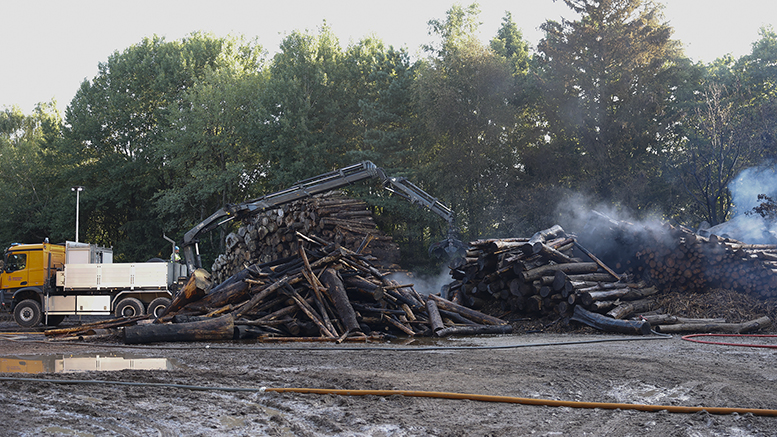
[182,161,460,274]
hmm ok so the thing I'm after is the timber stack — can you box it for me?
[142,235,509,343]
[579,211,777,299]
[442,222,772,334]
[634,229,777,298]
[443,224,656,321]
[210,191,401,284]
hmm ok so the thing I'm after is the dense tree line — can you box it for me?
[1,0,776,273]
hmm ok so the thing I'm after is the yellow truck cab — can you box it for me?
[1,241,183,328]
[1,242,65,294]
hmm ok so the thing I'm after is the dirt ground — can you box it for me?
[1,313,776,437]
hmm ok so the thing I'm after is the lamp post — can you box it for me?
[71,186,84,242]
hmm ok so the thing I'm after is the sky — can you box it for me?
[2,0,775,114]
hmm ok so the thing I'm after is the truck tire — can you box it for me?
[45,315,66,326]
[14,299,42,328]
[115,297,144,318]
[147,297,171,318]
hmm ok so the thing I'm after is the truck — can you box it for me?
[1,240,185,327]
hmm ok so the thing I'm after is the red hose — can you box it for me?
[681,333,777,348]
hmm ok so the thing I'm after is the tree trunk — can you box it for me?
[124,315,235,344]
[427,294,508,326]
[570,306,651,335]
[320,268,361,334]
[436,324,513,337]
[160,269,212,318]
[655,316,771,334]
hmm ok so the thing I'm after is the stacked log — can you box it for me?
[635,230,777,298]
[211,192,400,284]
[578,211,777,299]
[445,225,647,318]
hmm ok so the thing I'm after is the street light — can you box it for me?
[71,186,84,242]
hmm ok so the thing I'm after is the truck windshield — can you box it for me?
[5,253,26,272]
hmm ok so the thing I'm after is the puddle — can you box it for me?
[0,353,180,374]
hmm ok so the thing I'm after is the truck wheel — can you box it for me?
[115,297,144,318]
[147,297,171,318]
[45,315,66,326]
[14,299,42,328]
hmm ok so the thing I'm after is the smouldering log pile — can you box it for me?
[444,225,653,319]
[635,230,777,298]
[580,211,777,299]
[211,192,400,284]
[443,222,773,334]
[156,237,509,342]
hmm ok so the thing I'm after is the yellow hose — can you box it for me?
[1,376,774,416]
[265,387,777,417]
[0,332,44,336]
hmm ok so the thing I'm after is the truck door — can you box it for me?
[2,251,30,289]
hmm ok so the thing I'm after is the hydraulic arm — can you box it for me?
[182,161,462,274]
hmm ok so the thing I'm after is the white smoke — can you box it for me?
[705,165,777,244]
[388,270,451,297]
[729,166,777,215]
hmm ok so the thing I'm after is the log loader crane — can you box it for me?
[181,161,465,275]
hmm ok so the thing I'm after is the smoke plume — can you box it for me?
[704,165,777,244]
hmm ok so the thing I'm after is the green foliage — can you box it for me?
[490,12,530,77]
[0,103,71,245]
[748,194,777,221]
[534,0,683,213]
[415,4,530,241]
[63,33,263,261]
[669,26,777,227]
[259,26,349,186]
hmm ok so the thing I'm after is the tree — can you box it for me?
[671,27,777,226]
[414,4,527,240]
[737,26,777,165]
[64,33,262,261]
[259,25,351,187]
[534,0,683,212]
[490,11,530,79]
[0,102,71,245]
[154,56,267,263]
[673,74,743,225]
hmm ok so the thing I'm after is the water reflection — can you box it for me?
[0,353,178,374]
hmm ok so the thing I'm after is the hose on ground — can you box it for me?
[1,376,775,417]
[0,332,672,352]
[681,333,777,349]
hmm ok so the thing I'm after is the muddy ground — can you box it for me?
[1,313,776,437]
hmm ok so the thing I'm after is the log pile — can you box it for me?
[443,222,773,334]
[210,192,401,285]
[46,232,511,343]
[444,225,659,321]
[635,230,777,298]
[579,211,777,299]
